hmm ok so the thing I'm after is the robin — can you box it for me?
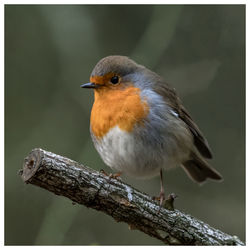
[81,55,222,206]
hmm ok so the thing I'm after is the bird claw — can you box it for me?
[100,169,122,180]
[109,172,122,179]
[100,169,108,176]
[153,193,177,211]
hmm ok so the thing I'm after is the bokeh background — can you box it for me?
[5,5,245,245]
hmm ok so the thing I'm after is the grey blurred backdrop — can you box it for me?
[5,5,245,245]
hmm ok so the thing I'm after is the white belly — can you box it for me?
[92,126,181,178]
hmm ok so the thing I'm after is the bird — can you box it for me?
[81,55,222,206]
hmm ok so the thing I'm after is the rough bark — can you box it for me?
[19,148,244,246]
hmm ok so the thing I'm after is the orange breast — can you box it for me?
[90,86,149,138]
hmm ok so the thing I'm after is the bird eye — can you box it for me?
[110,76,119,84]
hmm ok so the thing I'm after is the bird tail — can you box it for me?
[181,153,223,183]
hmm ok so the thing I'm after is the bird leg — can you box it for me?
[152,169,166,206]
[152,170,178,210]
[159,168,165,206]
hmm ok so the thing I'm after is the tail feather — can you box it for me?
[182,153,222,183]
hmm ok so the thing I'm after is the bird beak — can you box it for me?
[80,82,99,89]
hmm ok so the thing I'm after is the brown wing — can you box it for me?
[179,106,212,159]
[152,77,212,159]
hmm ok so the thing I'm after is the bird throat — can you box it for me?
[90,86,149,138]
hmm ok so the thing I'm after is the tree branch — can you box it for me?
[19,148,244,245]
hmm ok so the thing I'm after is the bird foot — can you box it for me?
[153,193,177,211]
[152,190,165,206]
[100,169,122,180]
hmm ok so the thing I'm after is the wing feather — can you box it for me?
[152,78,212,159]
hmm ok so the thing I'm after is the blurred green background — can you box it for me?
[5,5,245,245]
